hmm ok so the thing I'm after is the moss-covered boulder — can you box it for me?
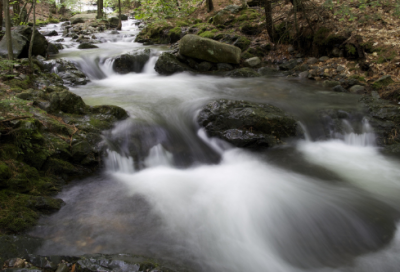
[109,17,119,28]
[198,99,300,148]
[154,52,193,75]
[0,26,48,58]
[179,34,241,64]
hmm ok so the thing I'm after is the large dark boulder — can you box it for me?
[109,17,119,28]
[0,26,48,58]
[154,52,193,75]
[179,34,241,64]
[198,99,300,148]
[47,43,59,55]
[78,43,99,49]
[112,49,151,74]
[42,30,58,36]
[40,59,90,86]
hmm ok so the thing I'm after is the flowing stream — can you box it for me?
[32,20,400,272]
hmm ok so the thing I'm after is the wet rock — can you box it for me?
[42,30,58,36]
[198,61,212,72]
[244,57,261,67]
[332,85,348,93]
[258,66,280,76]
[47,43,59,55]
[226,67,260,78]
[323,80,340,88]
[110,30,119,34]
[112,49,151,74]
[0,235,44,265]
[0,25,48,58]
[46,89,87,114]
[78,43,99,49]
[71,17,85,24]
[319,56,329,62]
[299,71,309,78]
[372,75,394,90]
[279,59,297,71]
[216,63,233,71]
[41,59,90,86]
[109,17,119,28]
[154,52,193,75]
[306,57,318,65]
[349,85,365,94]
[179,34,241,64]
[198,99,300,148]
[120,14,128,20]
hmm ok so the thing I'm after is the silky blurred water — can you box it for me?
[31,20,400,272]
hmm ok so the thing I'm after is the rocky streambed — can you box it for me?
[1,15,400,272]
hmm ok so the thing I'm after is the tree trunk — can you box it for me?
[0,0,3,31]
[4,0,13,60]
[97,0,103,19]
[25,2,33,23]
[264,0,275,43]
[206,0,213,12]
[29,0,35,71]
[117,0,121,30]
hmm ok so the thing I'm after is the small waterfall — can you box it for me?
[106,150,135,173]
[344,118,375,146]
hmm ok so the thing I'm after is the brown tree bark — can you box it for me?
[97,0,103,19]
[4,0,13,60]
[28,0,35,71]
[0,0,3,31]
[117,0,121,30]
[206,0,213,12]
[264,0,275,43]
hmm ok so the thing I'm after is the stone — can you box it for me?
[55,263,69,272]
[288,45,295,54]
[299,71,309,78]
[279,59,297,71]
[213,9,235,25]
[111,30,119,34]
[319,56,329,62]
[332,85,348,93]
[372,75,394,90]
[198,61,213,72]
[120,14,128,20]
[323,80,340,88]
[112,49,151,74]
[258,66,279,76]
[154,52,193,75]
[71,17,85,24]
[78,43,99,49]
[0,25,48,58]
[240,23,262,35]
[349,85,365,94]
[179,34,241,64]
[42,30,58,36]
[47,43,59,55]
[306,57,318,65]
[336,65,345,72]
[226,68,261,78]
[244,57,261,67]
[198,99,300,148]
[217,63,233,71]
[109,17,119,28]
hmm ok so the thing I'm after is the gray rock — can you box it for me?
[306,57,318,65]
[71,17,85,24]
[217,63,233,71]
[226,67,260,78]
[279,59,297,71]
[258,66,279,76]
[349,85,365,94]
[42,30,58,36]
[332,85,348,93]
[179,34,241,64]
[244,57,261,67]
[299,71,309,78]
[373,75,394,89]
[112,49,151,74]
[336,65,345,72]
[154,52,193,75]
[0,25,48,58]
[198,61,212,72]
[78,43,99,49]
[323,80,340,88]
[47,43,59,55]
[198,99,300,148]
[111,30,119,34]
[319,56,329,62]
[109,17,119,28]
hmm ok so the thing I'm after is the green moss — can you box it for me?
[0,162,11,180]
[234,36,251,51]
[346,44,356,55]
[199,31,216,39]
[372,75,394,90]
[313,27,331,45]
[176,20,189,27]
[241,50,255,59]
[237,14,248,21]
[349,74,366,81]
[169,26,181,36]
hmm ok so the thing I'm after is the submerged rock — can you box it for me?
[78,43,99,49]
[179,34,241,64]
[198,99,300,148]
[226,67,261,78]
